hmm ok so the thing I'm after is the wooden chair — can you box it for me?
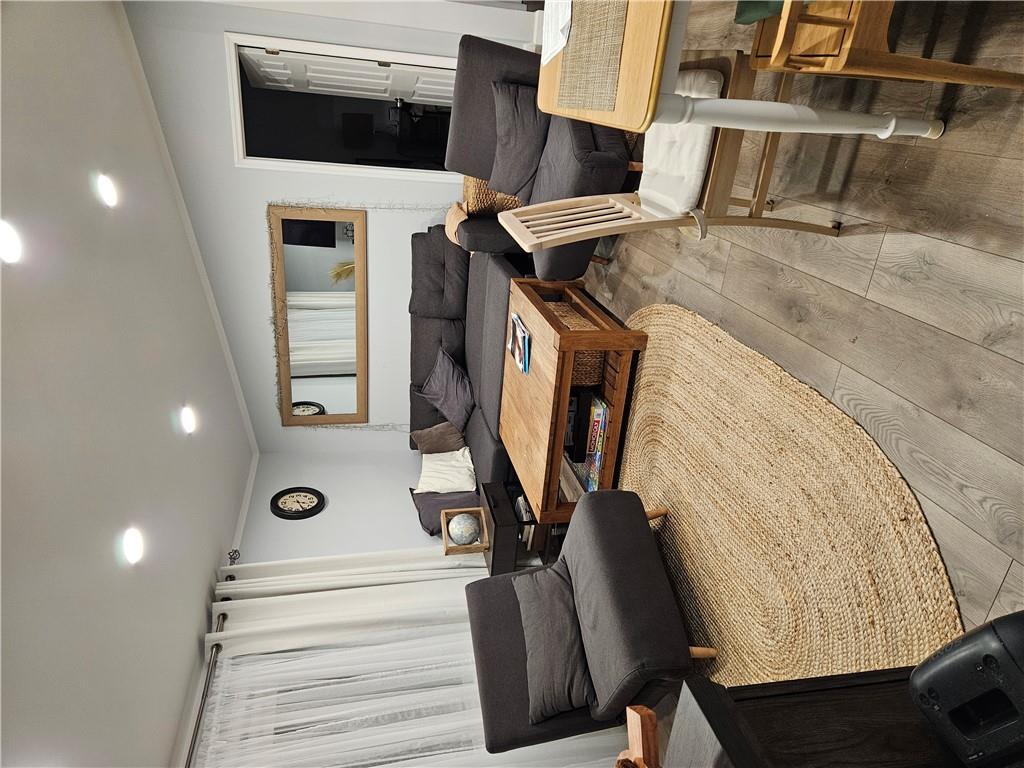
[499,51,840,255]
[751,0,1024,90]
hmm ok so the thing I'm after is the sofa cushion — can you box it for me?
[409,383,445,445]
[532,240,599,282]
[559,491,693,720]
[457,217,525,254]
[489,82,550,201]
[466,572,617,753]
[464,407,509,485]
[512,559,595,723]
[529,117,629,205]
[410,317,466,387]
[409,226,470,319]
[409,488,480,536]
[466,254,521,438]
[446,35,541,181]
[416,348,475,432]
[410,421,466,454]
[528,118,630,281]
[464,255,488,392]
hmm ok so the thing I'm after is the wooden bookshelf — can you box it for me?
[498,279,648,524]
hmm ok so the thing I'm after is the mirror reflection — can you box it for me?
[269,207,367,425]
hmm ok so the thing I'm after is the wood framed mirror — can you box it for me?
[268,205,368,426]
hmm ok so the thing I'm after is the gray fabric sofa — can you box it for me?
[465,490,694,753]
[409,225,529,484]
[445,35,631,281]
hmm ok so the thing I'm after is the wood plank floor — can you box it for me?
[588,1,1024,630]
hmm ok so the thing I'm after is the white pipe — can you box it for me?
[655,93,945,140]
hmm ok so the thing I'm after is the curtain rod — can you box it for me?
[184,574,234,768]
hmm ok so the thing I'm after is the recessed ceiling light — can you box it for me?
[96,174,119,208]
[180,405,198,434]
[0,220,22,264]
[122,527,144,565]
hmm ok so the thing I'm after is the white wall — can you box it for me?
[126,1,527,560]
[125,1,530,453]
[241,444,435,562]
[1,3,255,766]
[284,230,355,293]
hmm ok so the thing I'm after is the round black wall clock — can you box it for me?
[271,487,327,520]
[292,401,326,416]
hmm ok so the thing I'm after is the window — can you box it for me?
[226,34,458,179]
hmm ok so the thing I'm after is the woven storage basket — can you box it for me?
[550,302,604,386]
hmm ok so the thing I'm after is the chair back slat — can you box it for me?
[527,210,636,235]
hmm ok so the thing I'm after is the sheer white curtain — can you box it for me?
[193,548,624,767]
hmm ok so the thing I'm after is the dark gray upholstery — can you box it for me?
[409,228,469,444]
[463,254,488,393]
[409,489,480,536]
[529,118,630,281]
[561,491,692,720]
[445,36,540,181]
[417,349,474,432]
[463,407,509,485]
[410,317,465,386]
[456,217,524,255]
[465,569,617,753]
[409,383,444,438]
[466,490,693,752]
[475,255,520,437]
[512,558,595,723]
[409,226,470,319]
[489,82,550,201]
[444,35,629,282]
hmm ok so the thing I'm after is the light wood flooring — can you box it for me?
[586,1,1024,629]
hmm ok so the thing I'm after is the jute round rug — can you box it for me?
[621,305,963,686]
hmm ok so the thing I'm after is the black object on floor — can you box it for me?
[910,610,1024,767]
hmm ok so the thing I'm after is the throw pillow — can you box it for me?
[444,201,469,246]
[512,559,595,723]
[408,488,480,536]
[414,447,477,494]
[463,175,522,216]
[415,348,474,432]
[489,82,550,201]
[411,421,466,454]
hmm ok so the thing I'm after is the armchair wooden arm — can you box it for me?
[617,705,660,768]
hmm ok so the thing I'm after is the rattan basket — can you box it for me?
[550,302,604,386]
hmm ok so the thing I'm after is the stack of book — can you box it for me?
[565,393,609,492]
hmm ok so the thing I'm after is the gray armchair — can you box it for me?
[445,35,631,281]
[465,490,694,753]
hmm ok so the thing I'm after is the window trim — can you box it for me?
[224,32,461,182]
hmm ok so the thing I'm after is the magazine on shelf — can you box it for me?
[508,313,530,374]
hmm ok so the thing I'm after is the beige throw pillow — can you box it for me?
[463,175,522,215]
[414,447,477,494]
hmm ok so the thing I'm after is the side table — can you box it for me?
[498,279,647,524]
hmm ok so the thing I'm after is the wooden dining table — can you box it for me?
[535,0,945,141]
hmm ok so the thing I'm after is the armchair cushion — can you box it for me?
[512,559,595,723]
[446,36,540,180]
[456,217,524,254]
[560,490,693,720]
[489,82,550,201]
[466,571,618,752]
